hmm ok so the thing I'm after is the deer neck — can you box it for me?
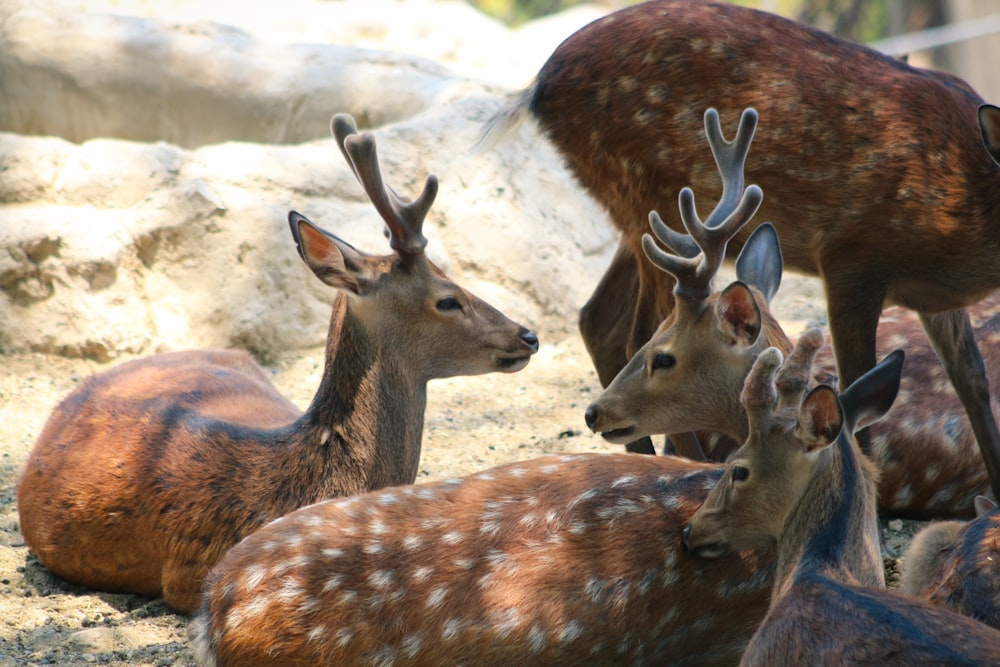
[771,435,883,605]
[273,294,427,504]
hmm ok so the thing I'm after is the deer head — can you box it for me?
[585,108,788,445]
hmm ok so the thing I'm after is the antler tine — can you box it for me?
[641,107,763,305]
[775,329,825,409]
[330,113,436,255]
[643,182,762,304]
[703,107,758,229]
[742,347,783,429]
[332,113,363,184]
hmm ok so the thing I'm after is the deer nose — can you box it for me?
[519,328,539,353]
[584,404,599,430]
[682,524,692,550]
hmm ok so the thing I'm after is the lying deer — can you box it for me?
[16,114,539,614]
[684,344,1000,664]
[901,496,1000,630]
[193,453,773,666]
[585,106,997,520]
[481,0,1000,498]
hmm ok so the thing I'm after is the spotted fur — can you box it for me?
[483,0,1000,500]
[194,453,773,666]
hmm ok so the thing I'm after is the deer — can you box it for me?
[683,344,1000,664]
[15,113,540,614]
[884,104,1000,633]
[900,496,1000,630]
[192,443,771,666]
[585,107,1000,521]
[479,0,1000,500]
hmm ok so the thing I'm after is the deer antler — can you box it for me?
[331,113,436,256]
[742,347,783,431]
[642,108,763,306]
[775,329,825,409]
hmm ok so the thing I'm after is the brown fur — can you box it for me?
[903,498,1000,629]
[485,0,1000,497]
[590,280,1000,520]
[16,120,539,613]
[193,453,772,667]
[687,348,1000,664]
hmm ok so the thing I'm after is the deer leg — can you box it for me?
[664,431,708,460]
[919,308,1000,500]
[825,280,885,455]
[580,240,657,454]
[580,239,640,387]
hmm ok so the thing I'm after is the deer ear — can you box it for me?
[979,104,1000,166]
[716,282,762,347]
[735,222,782,304]
[839,349,903,434]
[974,495,997,518]
[288,211,375,295]
[796,385,843,452]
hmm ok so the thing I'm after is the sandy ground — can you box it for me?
[0,272,924,666]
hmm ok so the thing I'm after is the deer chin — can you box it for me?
[599,426,640,444]
[494,355,532,372]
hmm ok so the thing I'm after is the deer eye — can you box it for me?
[651,352,676,371]
[436,296,462,312]
[732,466,750,483]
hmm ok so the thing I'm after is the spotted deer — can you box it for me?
[890,104,1000,632]
[16,114,539,614]
[481,0,1000,499]
[192,454,773,666]
[584,106,998,520]
[684,346,1000,664]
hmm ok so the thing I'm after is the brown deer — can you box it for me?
[585,106,997,520]
[889,103,1000,633]
[192,451,771,667]
[684,345,1000,664]
[15,114,539,614]
[901,496,1000,630]
[480,0,1000,499]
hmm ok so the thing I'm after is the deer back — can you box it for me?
[193,453,776,666]
[16,114,538,614]
[902,497,1000,630]
[511,0,997,311]
[814,294,1000,520]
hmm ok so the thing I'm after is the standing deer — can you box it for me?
[15,114,539,614]
[585,106,997,520]
[891,104,1000,632]
[684,346,1000,664]
[481,0,1000,498]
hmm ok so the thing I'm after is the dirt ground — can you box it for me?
[0,280,924,666]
